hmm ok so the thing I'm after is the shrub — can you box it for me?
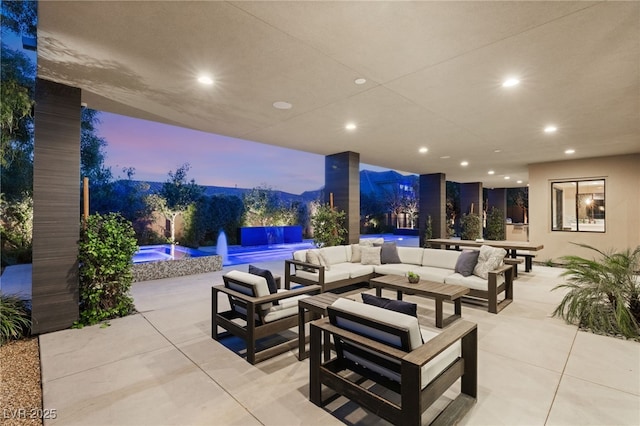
[0,294,31,345]
[553,243,640,339]
[485,207,505,240]
[310,202,346,247]
[423,215,433,248]
[460,213,482,240]
[78,213,138,326]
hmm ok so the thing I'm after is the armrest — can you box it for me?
[404,320,477,368]
[285,259,325,272]
[213,284,321,305]
[489,264,512,276]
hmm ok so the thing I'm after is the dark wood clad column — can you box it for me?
[460,182,483,216]
[31,78,81,333]
[419,173,446,245]
[486,188,507,216]
[325,151,360,244]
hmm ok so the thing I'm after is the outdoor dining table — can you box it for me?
[426,238,544,258]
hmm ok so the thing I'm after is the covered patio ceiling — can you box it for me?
[37,1,640,187]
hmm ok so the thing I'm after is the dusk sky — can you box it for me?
[99,112,326,195]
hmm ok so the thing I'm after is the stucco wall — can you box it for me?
[529,154,640,262]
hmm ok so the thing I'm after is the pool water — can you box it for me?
[133,245,212,264]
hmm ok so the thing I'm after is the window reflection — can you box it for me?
[551,179,605,232]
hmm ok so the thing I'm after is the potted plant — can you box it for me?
[407,271,420,284]
[310,202,346,248]
[552,243,640,339]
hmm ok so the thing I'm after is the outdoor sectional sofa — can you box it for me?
[285,241,514,314]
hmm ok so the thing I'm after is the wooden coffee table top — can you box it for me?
[369,274,469,300]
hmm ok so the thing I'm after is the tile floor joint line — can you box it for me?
[138,312,265,426]
[544,327,579,425]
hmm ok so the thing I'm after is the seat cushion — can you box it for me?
[263,293,310,322]
[373,263,415,276]
[413,266,455,283]
[445,272,504,291]
[224,270,272,312]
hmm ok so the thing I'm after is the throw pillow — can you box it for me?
[350,244,362,263]
[306,249,331,271]
[362,293,418,318]
[455,250,480,277]
[473,245,507,279]
[360,246,381,265]
[380,242,401,264]
[248,265,278,294]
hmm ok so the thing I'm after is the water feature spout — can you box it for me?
[217,230,229,265]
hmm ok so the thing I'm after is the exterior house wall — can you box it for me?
[529,154,640,261]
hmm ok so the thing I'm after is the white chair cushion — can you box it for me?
[224,270,271,312]
[295,268,351,283]
[263,294,310,322]
[292,250,307,262]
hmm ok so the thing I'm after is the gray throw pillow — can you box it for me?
[379,242,402,264]
[454,250,480,277]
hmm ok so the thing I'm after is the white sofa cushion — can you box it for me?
[263,293,310,323]
[422,248,461,270]
[320,245,349,265]
[374,263,416,276]
[295,268,350,283]
[396,246,424,265]
[445,272,504,291]
[413,266,457,283]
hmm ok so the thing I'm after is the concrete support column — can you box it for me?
[325,151,360,244]
[32,79,81,333]
[419,173,446,246]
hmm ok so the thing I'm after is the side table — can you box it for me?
[298,292,342,361]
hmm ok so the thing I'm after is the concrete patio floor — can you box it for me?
[39,261,640,425]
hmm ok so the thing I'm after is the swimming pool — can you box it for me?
[133,244,213,264]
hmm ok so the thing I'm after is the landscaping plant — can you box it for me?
[78,213,138,326]
[310,202,346,247]
[0,293,31,345]
[485,207,505,240]
[553,243,640,339]
[460,213,482,240]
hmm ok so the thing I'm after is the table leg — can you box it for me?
[298,305,306,360]
[435,299,443,328]
[376,286,382,297]
[397,290,403,300]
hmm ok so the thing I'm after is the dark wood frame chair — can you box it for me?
[310,305,477,425]
[211,274,320,364]
[285,259,374,293]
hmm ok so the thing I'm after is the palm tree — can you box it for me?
[553,243,640,339]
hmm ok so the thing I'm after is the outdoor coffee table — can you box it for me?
[369,275,470,328]
[298,292,342,361]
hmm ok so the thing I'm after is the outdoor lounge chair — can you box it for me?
[309,298,477,425]
[212,270,321,364]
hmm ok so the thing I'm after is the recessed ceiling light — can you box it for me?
[494,149,502,153]
[517,180,523,184]
[354,78,367,85]
[419,147,428,154]
[504,176,511,180]
[502,78,520,88]
[460,161,469,167]
[197,75,214,85]
[488,170,495,175]
[565,149,575,154]
[544,125,557,133]
[345,122,357,131]
[440,156,451,159]
[273,101,292,110]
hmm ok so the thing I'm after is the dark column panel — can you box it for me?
[419,173,446,246]
[31,79,81,333]
[486,188,507,217]
[325,152,360,244]
[460,182,483,216]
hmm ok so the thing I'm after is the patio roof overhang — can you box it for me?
[36,1,640,186]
